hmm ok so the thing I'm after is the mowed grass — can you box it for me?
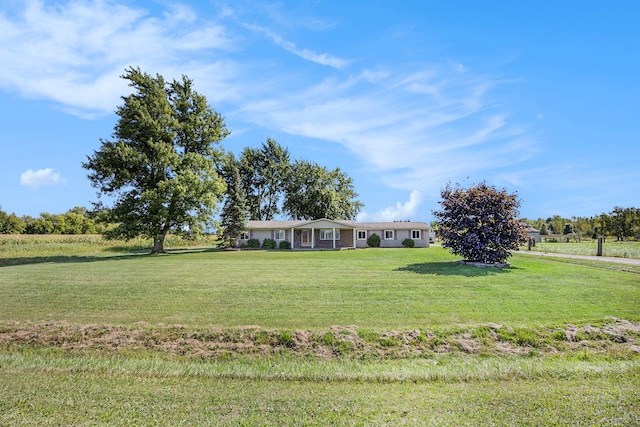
[1,237,639,425]
[1,246,639,328]
[2,352,638,426]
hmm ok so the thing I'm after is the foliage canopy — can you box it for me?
[83,68,228,253]
[433,182,527,264]
[283,160,363,220]
[238,138,290,221]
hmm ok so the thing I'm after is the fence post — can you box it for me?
[597,237,603,256]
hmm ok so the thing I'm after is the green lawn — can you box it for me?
[2,352,638,426]
[1,247,638,328]
[1,240,639,425]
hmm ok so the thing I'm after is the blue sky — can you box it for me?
[1,0,638,222]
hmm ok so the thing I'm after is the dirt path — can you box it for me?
[518,250,640,266]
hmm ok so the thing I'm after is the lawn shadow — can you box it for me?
[0,253,147,268]
[0,247,222,268]
[397,261,517,277]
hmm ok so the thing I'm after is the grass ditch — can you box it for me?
[2,318,638,362]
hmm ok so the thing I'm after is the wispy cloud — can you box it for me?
[243,64,534,196]
[243,23,348,69]
[357,190,423,222]
[20,168,65,187]
[0,0,235,116]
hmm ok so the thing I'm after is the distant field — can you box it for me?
[528,236,640,259]
[1,236,639,425]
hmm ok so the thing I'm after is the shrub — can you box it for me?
[246,238,260,248]
[432,181,527,264]
[262,238,276,249]
[402,238,415,248]
[279,240,291,250]
[367,233,381,247]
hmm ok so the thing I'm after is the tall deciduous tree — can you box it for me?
[283,160,363,220]
[239,138,290,220]
[83,68,228,253]
[220,154,249,248]
[432,182,527,264]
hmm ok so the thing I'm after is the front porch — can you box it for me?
[290,226,356,250]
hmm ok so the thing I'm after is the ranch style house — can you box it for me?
[240,218,432,250]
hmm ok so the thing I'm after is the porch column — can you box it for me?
[291,227,294,249]
[311,227,315,249]
[353,229,356,249]
[332,227,336,249]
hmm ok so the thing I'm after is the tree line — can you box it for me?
[522,207,640,241]
[0,207,107,235]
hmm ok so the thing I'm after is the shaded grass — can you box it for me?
[0,234,218,263]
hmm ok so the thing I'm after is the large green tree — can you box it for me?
[283,160,363,220]
[432,182,527,264]
[83,68,228,253]
[238,138,290,220]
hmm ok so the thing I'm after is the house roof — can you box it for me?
[246,219,356,229]
[355,221,429,230]
[246,220,305,229]
[246,219,430,230]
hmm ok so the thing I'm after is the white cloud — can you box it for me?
[357,190,422,222]
[20,168,65,187]
[0,0,236,116]
[243,64,534,196]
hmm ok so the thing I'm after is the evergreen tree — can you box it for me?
[220,155,248,248]
[562,223,574,235]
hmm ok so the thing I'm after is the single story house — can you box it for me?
[240,218,431,250]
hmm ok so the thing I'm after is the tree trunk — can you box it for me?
[152,235,166,254]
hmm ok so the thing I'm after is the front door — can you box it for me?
[301,230,312,247]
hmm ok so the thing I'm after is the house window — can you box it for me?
[411,230,421,239]
[356,230,367,240]
[320,229,340,240]
[274,230,285,240]
[240,231,249,240]
[384,230,395,240]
